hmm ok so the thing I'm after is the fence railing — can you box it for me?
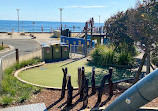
[69,45,92,58]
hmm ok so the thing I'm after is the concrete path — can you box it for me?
[0,39,41,58]
[1,103,47,111]
[132,52,155,73]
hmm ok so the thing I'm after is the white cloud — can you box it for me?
[65,6,107,8]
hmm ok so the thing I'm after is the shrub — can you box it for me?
[0,58,42,106]
[91,45,134,67]
[0,96,13,106]
[117,52,133,65]
[91,45,116,66]
[115,43,138,56]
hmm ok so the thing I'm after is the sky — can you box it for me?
[0,0,143,23]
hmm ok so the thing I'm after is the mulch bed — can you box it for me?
[1,85,158,110]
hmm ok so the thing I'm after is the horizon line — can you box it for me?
[0,19,104,24]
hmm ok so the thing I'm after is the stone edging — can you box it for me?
[14,62,134,90]
[14,62,79,90]
[0,45,15,54]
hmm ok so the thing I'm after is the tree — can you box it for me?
[104,0,158,84]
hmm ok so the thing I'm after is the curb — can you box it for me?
[14,61,134,90]
[14,62,80,90]
[0,45,15,54]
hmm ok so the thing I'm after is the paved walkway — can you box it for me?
[1,103,47,111]
[0,39,41,58]
[132,52,155,73]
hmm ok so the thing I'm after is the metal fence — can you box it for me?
[69,45,92,58]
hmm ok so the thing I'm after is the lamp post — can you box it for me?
[33,22,35,33]
[59,8,63,35]
[16,9,20,33]
[99,15,101,40]
[22,21,23,33]
[99,15,100,28]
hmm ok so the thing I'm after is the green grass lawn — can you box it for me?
[18,59,135,88]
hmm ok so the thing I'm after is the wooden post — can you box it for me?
[2,42,3,47]
[78,67,82,93]
[108,68,113,97]
[16,49,19,62]
[61,68,67,99]
[91,66,96,94]
[133,51,148,84]
[97,74,109,103]
[66,74,73,106]
[83,78,89,108]
[146,50,150,75]
[80,67,85,100]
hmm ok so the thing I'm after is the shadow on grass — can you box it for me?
[60,57,86,67]
[85,62,136,86]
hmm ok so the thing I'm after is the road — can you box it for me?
[0,39,41,57]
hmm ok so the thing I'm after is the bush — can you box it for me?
[0,96,13,106]
[0,46,4,50]
[91,45,134,67]
[0,58,42,106]
[117,52,133,65]
[91,45,116,66]
[115,43,138,56]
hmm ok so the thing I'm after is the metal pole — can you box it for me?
[99,15,100,28]
[90,17,93,47]
[33,22,35,33]
[59,8,63,35]
[85,22,88,57]
[16,9,20,33]
[99,15,101,39]
[104,69,158,111]
[22,21,23,33]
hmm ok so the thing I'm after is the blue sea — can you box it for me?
[0,20,104,32]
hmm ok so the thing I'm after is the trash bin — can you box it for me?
[52,44,61,59]
[41,44,52,61]
[61,44,69,59]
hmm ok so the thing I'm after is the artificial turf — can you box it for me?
[18,59,134,88]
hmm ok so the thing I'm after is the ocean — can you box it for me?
[0,20,104,33]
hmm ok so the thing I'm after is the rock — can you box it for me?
[117,82,132,90]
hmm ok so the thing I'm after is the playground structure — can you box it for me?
[60,67,114,108]
[60,66,158,110]
[104,68,158,111]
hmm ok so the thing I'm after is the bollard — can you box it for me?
[97,74,109,103]
[83,78,89,108]
[91,66,96,94]
[78,67,82,93]
[16,49,19,62]
[104,69,158,111]
[61,68,67,99]
[66,74,73,106]
[80,67,85,100]
[2,42,3,47]
[108,68,113,97]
